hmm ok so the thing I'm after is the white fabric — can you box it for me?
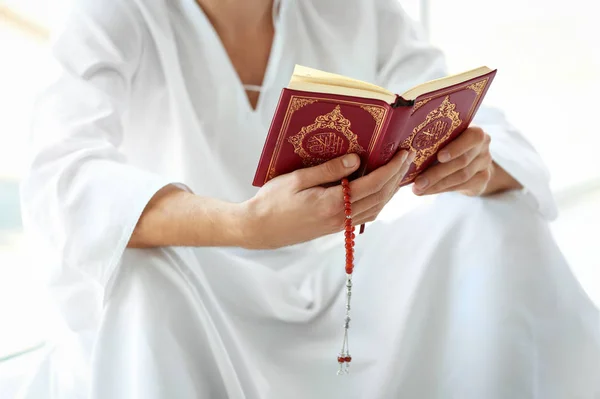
[18,0,599,398]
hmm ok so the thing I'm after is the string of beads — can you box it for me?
[337,177,354,374]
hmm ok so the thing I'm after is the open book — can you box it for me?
[253,65,496,187]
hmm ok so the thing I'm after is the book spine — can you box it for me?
[391,95,415,108]
[365,103,413,174]
[252,89,292,187]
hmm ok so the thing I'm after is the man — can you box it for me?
[20,0,600,397]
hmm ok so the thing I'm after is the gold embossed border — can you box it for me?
[265,96,388,183]
[410,77,490,122]
[398,77,490,184]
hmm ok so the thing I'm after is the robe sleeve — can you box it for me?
[20,1,176,287]
[374,0,557,220]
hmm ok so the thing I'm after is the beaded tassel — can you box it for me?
[338,178,355,375]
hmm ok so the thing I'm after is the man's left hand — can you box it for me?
[412,126,494,196]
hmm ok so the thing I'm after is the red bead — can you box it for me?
[341,177,356,281]
[345,356,352,362]
[337,356,345,363]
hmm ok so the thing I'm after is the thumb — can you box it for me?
[294,153,360,190]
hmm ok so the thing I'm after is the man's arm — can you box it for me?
[484,162,524,196]
[128,185,247,248]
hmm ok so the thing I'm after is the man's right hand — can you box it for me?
[241,150,415,250]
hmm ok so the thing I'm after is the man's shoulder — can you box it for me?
[65,0,148,36]
[50,0,154,73]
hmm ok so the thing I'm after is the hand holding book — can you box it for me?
[253,65,497,188]
[248,65,523,370]
[412,126,494,196]
[241,150,415,249]
[411,125,522,197]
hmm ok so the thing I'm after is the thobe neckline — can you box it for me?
[180,0,286,114]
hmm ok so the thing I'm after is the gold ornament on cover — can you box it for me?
[360,105,386,126]
[402,96,462,168]
[288,105,365,166]
[289,98,318,114]
[466,78,488,96]
[411,98,432,114]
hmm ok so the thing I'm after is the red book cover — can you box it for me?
[253,70,496,187]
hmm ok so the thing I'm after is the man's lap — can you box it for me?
[91,191,600,398]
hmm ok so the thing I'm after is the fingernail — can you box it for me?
[438,151,451,163]
[408,151,417,163]
[400,151,409,163]
[343,154,358,168]
[414,176,428,189]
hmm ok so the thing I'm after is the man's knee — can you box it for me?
[432,190,553,253]
[107,246,198,301]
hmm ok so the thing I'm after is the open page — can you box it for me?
[287,64,493,104]
[401,66,493,100]
[288,65,396,103]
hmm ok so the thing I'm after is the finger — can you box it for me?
[440,168,492,196]
[436,126,489,164]
[417,152,492,195]
[353,207,381,226]
[321,150,412,223]
[348,150,412,202]
[353,152,414,216]
[413,146,481,192]
[293,153,360,190]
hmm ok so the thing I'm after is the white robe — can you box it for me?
[19,0,600,398]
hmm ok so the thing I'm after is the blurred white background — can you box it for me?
[1,0,599,397]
